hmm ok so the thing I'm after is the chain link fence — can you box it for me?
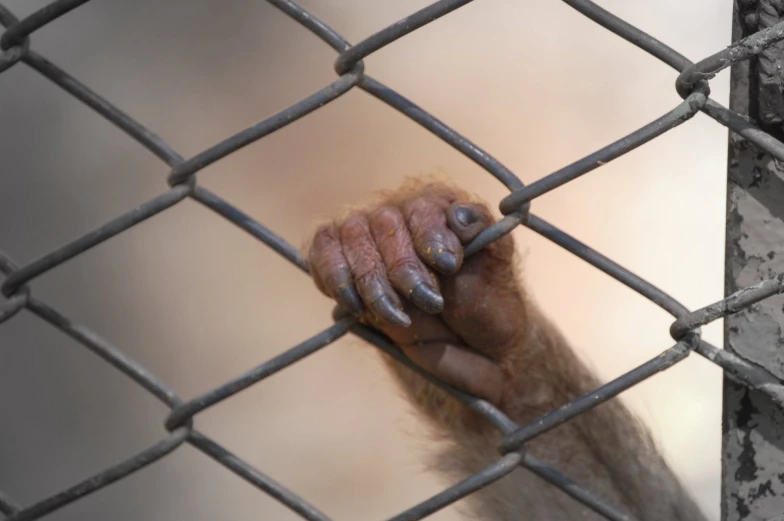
[0,0,783,520]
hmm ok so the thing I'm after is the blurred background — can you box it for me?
[0,0,731,520]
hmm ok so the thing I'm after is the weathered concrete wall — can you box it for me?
[724,2,784,519]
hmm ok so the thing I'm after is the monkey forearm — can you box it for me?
[522,312,706,521]
[384,302,707,521]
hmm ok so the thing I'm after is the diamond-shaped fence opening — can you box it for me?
[1,1,784,520]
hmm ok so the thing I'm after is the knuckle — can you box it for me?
[343,213,369,227]
[405,197,432,216]
[370,206,404,230]
[340,215,370,241]
[311,224,337,250]
[405,202,447,238]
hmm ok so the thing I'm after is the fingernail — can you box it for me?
[433,250,458,274]
[454,206,478,227]
[336,285,363,315]
[411,281,444,314]
[374,294,412,328]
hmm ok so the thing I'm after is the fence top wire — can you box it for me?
[1,0,784,520]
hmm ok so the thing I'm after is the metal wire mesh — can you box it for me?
[1,1,783,520]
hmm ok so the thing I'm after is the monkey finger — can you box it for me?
[403,196,464,276]
[445,203,494,244]
[399,341,505,406]
[339,215,412,328]
[366,302,502,401]
[308,224,364,315]
[369,207,444,314]
[368,301,459,346]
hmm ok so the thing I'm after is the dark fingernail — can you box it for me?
[373,294,412,328]
[336,284,363,315]
[410,281,444,314]
[454,206,478,227]
[433,250,459,274]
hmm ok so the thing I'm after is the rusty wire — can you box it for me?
[1,1,784,520]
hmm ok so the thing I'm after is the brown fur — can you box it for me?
[305,178,708,521]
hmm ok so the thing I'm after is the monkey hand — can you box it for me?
[306,178,541,423]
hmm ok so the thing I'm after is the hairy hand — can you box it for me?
[307,179,528,407]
